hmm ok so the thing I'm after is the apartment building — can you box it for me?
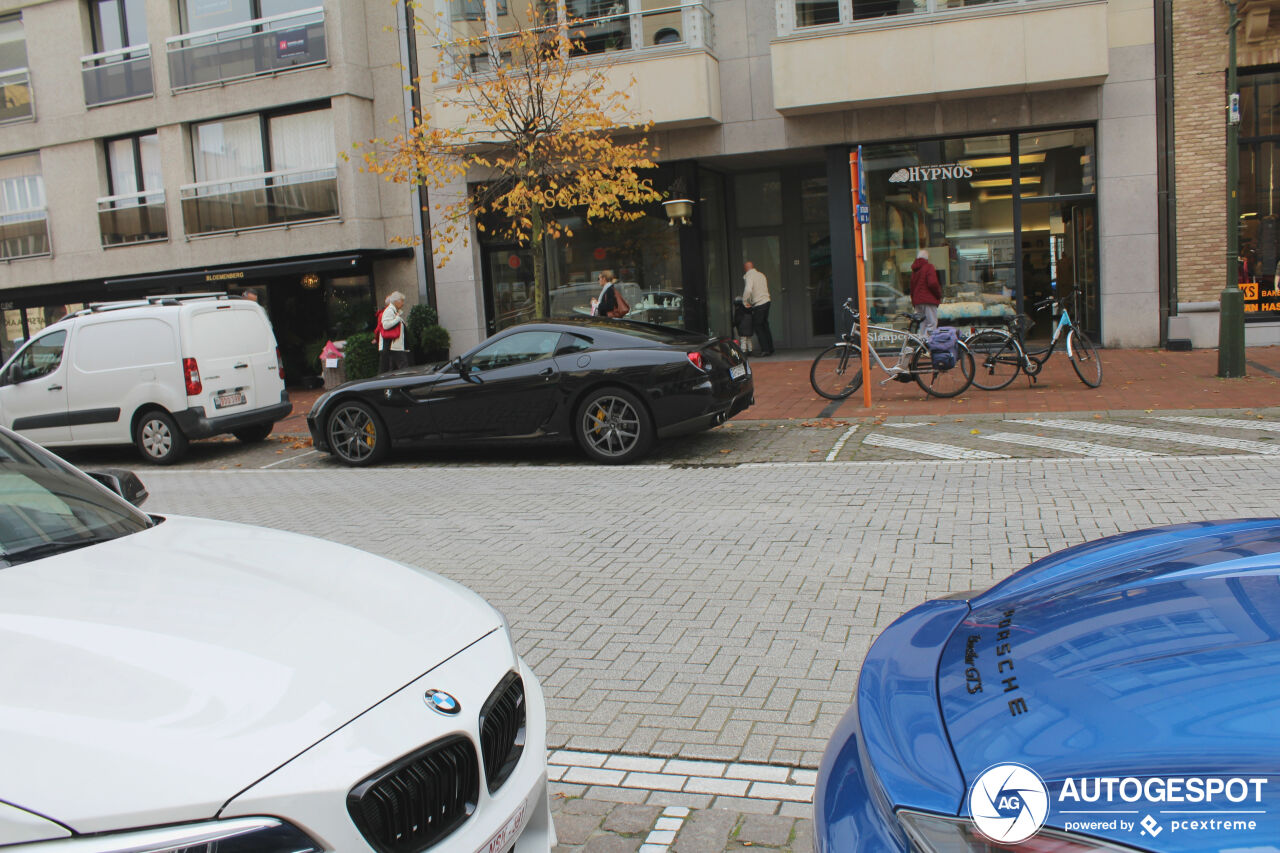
[0,0,1159,376]
[424,0,1160,351]
[0,0,424,380]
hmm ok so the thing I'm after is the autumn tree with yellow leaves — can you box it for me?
[360,7,664,318]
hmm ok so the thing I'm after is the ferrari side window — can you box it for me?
[469,331,561,372]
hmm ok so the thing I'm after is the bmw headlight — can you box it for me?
[898,811,1139,852]
[5,818,322,853]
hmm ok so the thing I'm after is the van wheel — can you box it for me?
[135,410,189,465]
[326,401,389,466]
[232,424,273,443]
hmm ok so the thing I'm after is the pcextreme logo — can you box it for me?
[968,763,1049,843]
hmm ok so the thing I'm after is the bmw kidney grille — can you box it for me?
[479,672,526,794]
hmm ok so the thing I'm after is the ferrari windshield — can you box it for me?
[0,432,152,566]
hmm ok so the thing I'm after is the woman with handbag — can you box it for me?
[378,291,408,373]
[593,271,630,319]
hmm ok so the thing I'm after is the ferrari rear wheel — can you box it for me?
[575,387,654,464]
[326,400,389,466]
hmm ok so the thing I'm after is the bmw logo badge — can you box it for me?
[424,689,461,716]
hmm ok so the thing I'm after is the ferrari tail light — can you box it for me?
[276,347,285,379]
[183,358,202,396]
[687,352,705,370]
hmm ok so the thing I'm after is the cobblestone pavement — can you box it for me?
[130,453,1280,850]
[58,407,1280,472]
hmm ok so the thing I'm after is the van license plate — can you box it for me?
[730,363,748,380]
[214,392,246,409]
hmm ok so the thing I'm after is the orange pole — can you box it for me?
[849,151,872,409]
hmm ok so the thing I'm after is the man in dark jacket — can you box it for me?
[909,249,942,337]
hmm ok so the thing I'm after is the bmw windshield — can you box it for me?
[0,431,153,566]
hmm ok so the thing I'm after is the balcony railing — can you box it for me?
[779,0,1064,34]
[98,190,168,247]
[448,2,713,75]
[166,6,327,92]
[179,166,339,236]
[0,209,50,260]
[0,68,34,124]
[82,45,154,107]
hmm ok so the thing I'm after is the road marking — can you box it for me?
[825,425,859,461]
[259,449,320,469]
[548,750,814,804]
[1156,416,1280,433]
[1018,419,1280,455]
[982,432,1157,457]
[863,433,1009,460]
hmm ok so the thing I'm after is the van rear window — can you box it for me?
[74,319,175,372]
[190,309,270,359]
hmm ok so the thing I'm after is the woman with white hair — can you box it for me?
[378,291,408,373]
[909,249,942,338]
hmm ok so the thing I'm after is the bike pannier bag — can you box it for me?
[928,326,959,370]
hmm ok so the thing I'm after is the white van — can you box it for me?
[0,293,290,464]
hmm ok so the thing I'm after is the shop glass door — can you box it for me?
[1019,198,1098,339]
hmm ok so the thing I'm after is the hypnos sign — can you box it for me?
[889,165,974,182]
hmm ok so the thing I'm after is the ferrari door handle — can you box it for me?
[539,367,554,376]
[47,384,62,391]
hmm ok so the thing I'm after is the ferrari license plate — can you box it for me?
[214,391,246,409]
[478,803,526,853]
[730,363,748,380]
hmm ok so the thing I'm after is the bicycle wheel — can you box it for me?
[966,329,1022,391]
[810,343,863,400]
[1067,329,1103,387]
[911,341,975,398]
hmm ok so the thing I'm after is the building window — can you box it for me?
[179,0,315,33]
[90,0,148,52]
[100,132,167,246]
[0,16,31,123]
[861,128,1099,338]
[183,106,337,235]
[439,0,709,69]
[1238,70,1280,320]
[784,0,1048,34]
[0,152,48,260]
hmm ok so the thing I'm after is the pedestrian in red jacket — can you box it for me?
[909,249,942,337]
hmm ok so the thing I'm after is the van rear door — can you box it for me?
[184,303,275,417]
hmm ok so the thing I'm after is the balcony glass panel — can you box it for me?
[98,191,167,246]
[82,46,153,106]
[796,0,840,26]
[180,166,338,236]
[0,209,49,260]
[167,7,326,92]
[0,68,32,123]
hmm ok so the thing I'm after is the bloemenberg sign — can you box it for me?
[969,763,1272,845]
[889,165,974,183]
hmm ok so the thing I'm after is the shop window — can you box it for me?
[1238,71,1280,319]
[1017,128,1095,197]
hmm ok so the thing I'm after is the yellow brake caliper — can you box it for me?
[363,421,376,447]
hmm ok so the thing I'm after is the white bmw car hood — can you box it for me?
[0,515,503,834]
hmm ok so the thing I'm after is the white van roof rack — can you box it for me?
[67,292,234,319]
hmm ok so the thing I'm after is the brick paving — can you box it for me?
[138,454,1280,850]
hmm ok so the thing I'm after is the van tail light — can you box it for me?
[276,347,285,380]
[183,358,202,396]
[686,352,705,370]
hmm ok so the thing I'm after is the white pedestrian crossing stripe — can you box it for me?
[863,433,1009,460]
[1156,416,1280,433]
[982,432,1157,457]
[1018,419,1280,455]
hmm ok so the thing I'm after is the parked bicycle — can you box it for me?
[810,298,975,400]
[965,296,1103,390]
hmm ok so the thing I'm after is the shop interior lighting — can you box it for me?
[970,177,1041,188]
[959,153,1047,169]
